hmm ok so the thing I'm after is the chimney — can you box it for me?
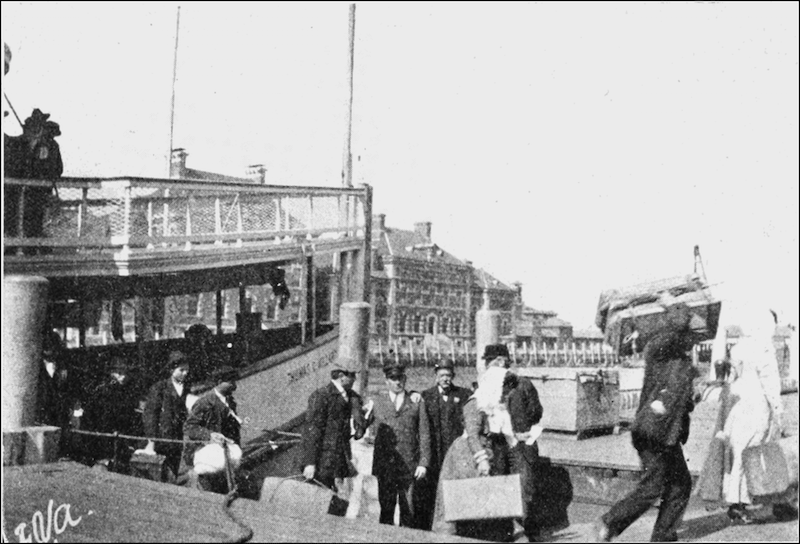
[246,164,266,184]
[170,148,188,179]
[414,221,432,243]
[513,281,523,298]
[372,213,386,232]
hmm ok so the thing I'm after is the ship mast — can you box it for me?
[342,3,356,187]
[168,6,181,176]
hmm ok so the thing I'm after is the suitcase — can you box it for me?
[442,474,523,522]
[129,451,167,482]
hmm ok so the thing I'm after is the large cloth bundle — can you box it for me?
[595,274,721,354]
[193,442,242,475]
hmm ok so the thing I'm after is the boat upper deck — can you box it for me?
[4,175,370,280]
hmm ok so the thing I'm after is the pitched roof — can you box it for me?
[473,267,516,292]
[573,328,605,340]
[372,226,465,266]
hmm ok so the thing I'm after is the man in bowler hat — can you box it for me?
[300,357,369,506]
[417,359,471,530]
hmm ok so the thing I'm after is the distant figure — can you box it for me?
[299,358,368,505]
[593,303,697,542]
[142,351,191,481]
[84,355,142,467]
[185,324,227,382]
[182,367,242,494]
[417,360,471,530]
[367,362,431,529]
[36,331,80,456]
[432,366,516,541]
[3,42,63,254]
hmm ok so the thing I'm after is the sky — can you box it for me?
[2,1,798,329]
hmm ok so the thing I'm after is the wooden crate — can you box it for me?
[129,452,167,482]
[442,474,523,522]
[516,368,619,434]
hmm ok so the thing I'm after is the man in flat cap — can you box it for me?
[416,359,471,530]
[300,357,369,508]
[367,362,431,528]
[142,350,191,481]
[182,366,242,493]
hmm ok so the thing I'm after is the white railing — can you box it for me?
[4,176,368,255]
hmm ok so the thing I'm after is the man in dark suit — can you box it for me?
[300,358,368,500]
[142,351,191,481]
[593,304,697,543]
[183,367,242,494]
[484,343,545,542]
[417,360,471,530]
[368,363,431,528]
[36,331,80,457]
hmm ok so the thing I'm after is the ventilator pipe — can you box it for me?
[2,276,49,430]
[338,302,371,395]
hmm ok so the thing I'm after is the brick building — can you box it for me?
[369,214,520,348]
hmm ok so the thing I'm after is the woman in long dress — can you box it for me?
[710,303,796,523]
[431,366,518,541]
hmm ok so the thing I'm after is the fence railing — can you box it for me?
[369,340,627,368]
[4,176,367,255]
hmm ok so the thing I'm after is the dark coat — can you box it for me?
[421,385,470,473]
[505,376,543,434]
[370,390,431,482]
[36,365,75,428]
[182,391,241,465]
[299,382,367,482]
[631,330,696,451]
[143,379,189,451]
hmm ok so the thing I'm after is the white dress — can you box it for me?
[721,336,783,505]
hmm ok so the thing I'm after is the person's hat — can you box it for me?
[481,344,510,361]
[108,356,131,374]
[434,360,456,373]
[167,350,189,369]
[331,357,359,374]
[383,362,406,379]
[42,331,63,358]
[211,366,238,384]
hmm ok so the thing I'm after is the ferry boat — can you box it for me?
[3,170,373,449]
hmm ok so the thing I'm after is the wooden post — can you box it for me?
[378,338,384,366]
[423,342,429,366]
[410,340,415,366]
[533,342,538,366]
[394,341,400,365]
[572,343,577,367]
[543,344,549,367]
[450,341,456,363]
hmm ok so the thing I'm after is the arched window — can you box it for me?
[441,316,449,335]
[397,315,406,333]
[427,315,436,335]
[413,315,422,334]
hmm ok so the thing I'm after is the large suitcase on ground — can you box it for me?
[442,474,523,522]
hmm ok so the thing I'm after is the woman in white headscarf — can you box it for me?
[431,366,518,540]
[710,300,796,523]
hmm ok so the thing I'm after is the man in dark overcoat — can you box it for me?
[183,367,242,494]
[417,359,471,530]
[142,351,191,480]
[593,303,698,542]
[368,363,431,528]
[300,358,368,498]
